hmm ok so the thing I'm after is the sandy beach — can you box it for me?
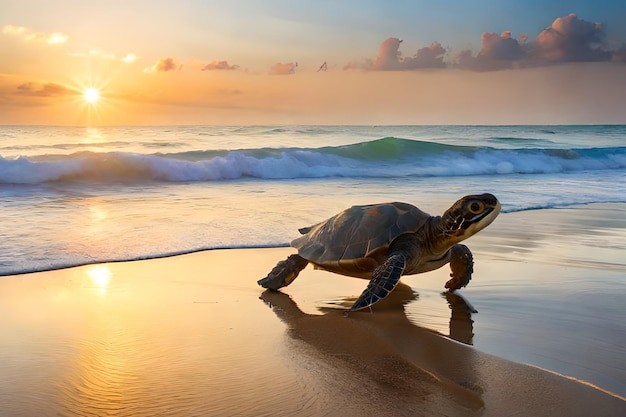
[2,1,626,413]
[1,204,625,417]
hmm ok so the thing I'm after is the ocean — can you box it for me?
[2,124,626,396]
[2,124,625,276]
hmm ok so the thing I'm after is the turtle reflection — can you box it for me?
[259,285,483,410]
[261,282,475,346]
[444,291,475,345]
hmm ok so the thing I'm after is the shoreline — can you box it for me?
[2,201,625,278]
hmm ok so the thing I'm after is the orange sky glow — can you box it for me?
[1,2,626,126]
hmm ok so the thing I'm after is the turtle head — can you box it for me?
[438,193,501,246]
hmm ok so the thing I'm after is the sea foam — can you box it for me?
[1,138,625,185]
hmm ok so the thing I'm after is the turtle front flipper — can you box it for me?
[445,244,474,291]
[349,253,406,312]
[258,254,309,290]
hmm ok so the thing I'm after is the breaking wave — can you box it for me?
[2,137,625,185]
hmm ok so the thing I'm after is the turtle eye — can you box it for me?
[468,201,484,214]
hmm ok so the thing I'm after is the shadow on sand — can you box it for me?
[260,284,485,415]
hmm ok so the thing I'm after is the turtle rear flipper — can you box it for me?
[258,254,309,290]
[349,253,406,311]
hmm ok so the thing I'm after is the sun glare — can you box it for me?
[86,265,112,296]
[84,87,100,104]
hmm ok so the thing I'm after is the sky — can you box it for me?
[1,0,626,125]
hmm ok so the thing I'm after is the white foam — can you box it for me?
[1,145,625,185]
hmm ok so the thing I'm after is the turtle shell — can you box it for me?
[291,202,430,276]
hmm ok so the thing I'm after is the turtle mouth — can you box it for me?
[462,206,496,229]
[455,201,501,234]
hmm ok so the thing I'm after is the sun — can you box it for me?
[83,87,100,104]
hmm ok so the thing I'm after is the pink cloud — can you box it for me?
[374,37,403,70]
[453,31,527,71]
[270,62,298,75]
[531,14,612,63]
[453,14,616,71]
[201,60,239,71]
[348,37,446,71]
[353,14,622,73]
[403,42,446,69]
[144,57,181,73]
[479,31,526,61]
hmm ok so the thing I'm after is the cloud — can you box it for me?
[452,50,479,70]
[347,37,446,71]
[374,37,403,70]
[201,60,239,71]
[2,25,27,36]
[16,82,74,97]
[69,50,137,64]
[27,32,68,44]
[351,14,622,73]
[122,53,138,64]
[69,49,116,60]
[453,31,528,71]
[452,14,616,71]
[270,62,298,75]
[2,24,68,44]
[479,31,527,61]
[403,42,447,69]
[5,24,134,64]
[531,13,612,63]
[144,58,181,73]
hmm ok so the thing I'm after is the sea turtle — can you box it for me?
[258,193,501,312]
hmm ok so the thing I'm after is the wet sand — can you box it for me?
[2,222,625,416]
[400,203,626,397]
